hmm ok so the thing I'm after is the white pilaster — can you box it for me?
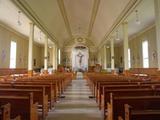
[55,46,58,69]
[28,22,34,71]
[111,38,115,70]
[123,22,129,70]
[52,44,56,70]
[103,45,107,69]
[154,0,160,70]
[44,35,48,71]
[53,45,58,70]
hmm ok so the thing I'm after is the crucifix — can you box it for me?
[77,52,84,66]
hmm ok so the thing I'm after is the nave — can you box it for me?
[1,0,160,120]
[47,73,102,120]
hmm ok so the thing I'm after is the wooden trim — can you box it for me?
[28,70,33,77]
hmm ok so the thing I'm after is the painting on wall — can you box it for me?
[34,59,36,66]
[152,50,157,61]
[1,49,6,63]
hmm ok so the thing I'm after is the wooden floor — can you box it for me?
[47,73,103,120]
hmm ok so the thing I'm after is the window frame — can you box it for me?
[9,40,17,68]
[142,40,149,68]
[128,48,131,68]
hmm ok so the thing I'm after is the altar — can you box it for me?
[72,45,89,72]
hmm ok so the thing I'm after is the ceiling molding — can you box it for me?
[129,23,155,40]
[12,0,58,45]
[57,0,72,39]
[98,0,142,50]
[88,0,100,37]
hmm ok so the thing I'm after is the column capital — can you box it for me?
[45,34,48,39]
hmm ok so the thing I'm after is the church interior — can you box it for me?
[0,0,160,120]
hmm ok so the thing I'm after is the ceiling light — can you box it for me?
[135,10,141,25]
[17,11,22,26]
[115,30,120,41]
[106,45,110,49]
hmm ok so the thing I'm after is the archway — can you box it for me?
[72,45,89,72]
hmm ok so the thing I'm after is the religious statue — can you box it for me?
[77,52,84,66]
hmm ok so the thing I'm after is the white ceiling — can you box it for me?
[0,0,54,47]
[0,0,30,37]
[128,0,155,37]
[0,0,156,49]
[112,0,155,44]
[64,0,94,37]
[91,0,131,45]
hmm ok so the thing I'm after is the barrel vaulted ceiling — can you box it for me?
[12,0,134,47]
[0,0,155,49]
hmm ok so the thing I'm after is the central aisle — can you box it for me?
[47,74,103,120]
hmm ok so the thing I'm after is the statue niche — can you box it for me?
[77,52,84,67]
[72,45,88,72]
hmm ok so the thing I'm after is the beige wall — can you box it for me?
[90,25,157,69]
[0,25,43,69]
[114,26,157,68]
[33,44,43,69]
[40,47,53,68]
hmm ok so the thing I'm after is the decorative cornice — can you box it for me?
[88,0,100,37]
[57,0,72,39]
[115,23,155,47]
[98,0,142,50]
[12,0,58,45]
[129,23,155,40]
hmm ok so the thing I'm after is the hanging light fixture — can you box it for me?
[106,45,110,49]
[39,30,42,41]
[115,30,120,41]
[135,10,141,25]
[17,10,22,26]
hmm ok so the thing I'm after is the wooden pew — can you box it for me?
[106,92,160,120]
[124,104,160,120]
[103,88,157,119]
[99,81,160,109]
[0,103,10,120]
[86,73,141,96]
[96,81,142,104]
[0,72,72,99]
[99,84,150,110]
[15,75,63,99]
[0,88,48,120]
[0,83,54,110]
[0,68,27,76]
[0,93,38,120]
[0,103,21,120]
[101,82,160,105]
